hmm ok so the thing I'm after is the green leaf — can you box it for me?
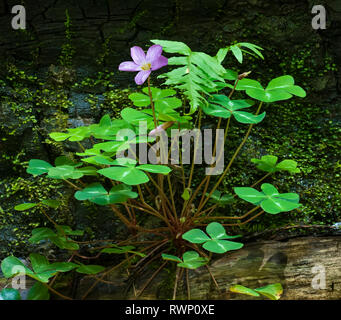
[276,160,301,173]
[251,155,300,174]
[77,166,98,176]
[41,199,61,209]
[202,239,243,254]
[74,182,106,200]
[98,166,149,185]
[1,256,33,279]
[66,127,91,142]
[161,253,182,263]
[236,76,306,102]
[254,283,283,300]
[56,225,84,236]
[204,95,264,124]
[223,69,238,81]
[178,251,208,269]
[251,155,278,172]
[48,262,79,272]
[49,132,70,141]
[14,203,37,211]
[137,164,171,175]
[50,237,79,250]
[155,41,226,114]
[206,222,234,240]
[233,187,265,204]
[29,228,56,243]
[27,282,50,300]
[233,111,266,124]
[183,223,244,254]
[229,285,260,297]
[129,88,182,112]
[216,48,229,64]
[182,229,211,244]
[99,114,112,127]
[151,39,192,55]
[29,253,49,274]
[29,227,80,251]
[121,107,154,129]
[234,183,301,214]
[181,188,191,201]
[47,165,84,180]
[128,92,150,106]
[76,265,105,275]
[101,245,135,254]
[0,288,21,300]
[238,42,264,59]
[230,45,243,63]
[27,159,53,176]
[54,156,80,167]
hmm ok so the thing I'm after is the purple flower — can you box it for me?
[118,45,168,85]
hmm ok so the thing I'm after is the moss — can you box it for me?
[214,98,340,233]
[58,9,75,67]
[0,176,73,259]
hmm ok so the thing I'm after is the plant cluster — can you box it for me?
[0,40,306,300]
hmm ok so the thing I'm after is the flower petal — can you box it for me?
[151,55,168,71]
[118,61,141,72]
[131,46,146,65]
[134,70,151,85]
[146,45,163,63]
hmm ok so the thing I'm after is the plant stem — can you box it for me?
[147,76,158,129]
[197,101,264,213]
[136,261,167,298]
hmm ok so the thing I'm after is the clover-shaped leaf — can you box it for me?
[27,159,85,180]
[75,183,138,205]
[162,251,208,269]
[234,183,301,214]
[202,94,266,124]
[129,87,182,111]
[30,253,78,275]
[235,75,306,102]
[1,254,78,284]
[251,155,300,173]
[29,227,80,250]
[49,126,91,142]
[98,159,171,185]
[182,222,243,254]
[90,117,135,140]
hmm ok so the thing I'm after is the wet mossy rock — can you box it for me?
[75,236,341,300]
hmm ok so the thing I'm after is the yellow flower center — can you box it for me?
[141,63,151,71]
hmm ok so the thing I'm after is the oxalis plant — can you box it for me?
[0,40,306,301]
